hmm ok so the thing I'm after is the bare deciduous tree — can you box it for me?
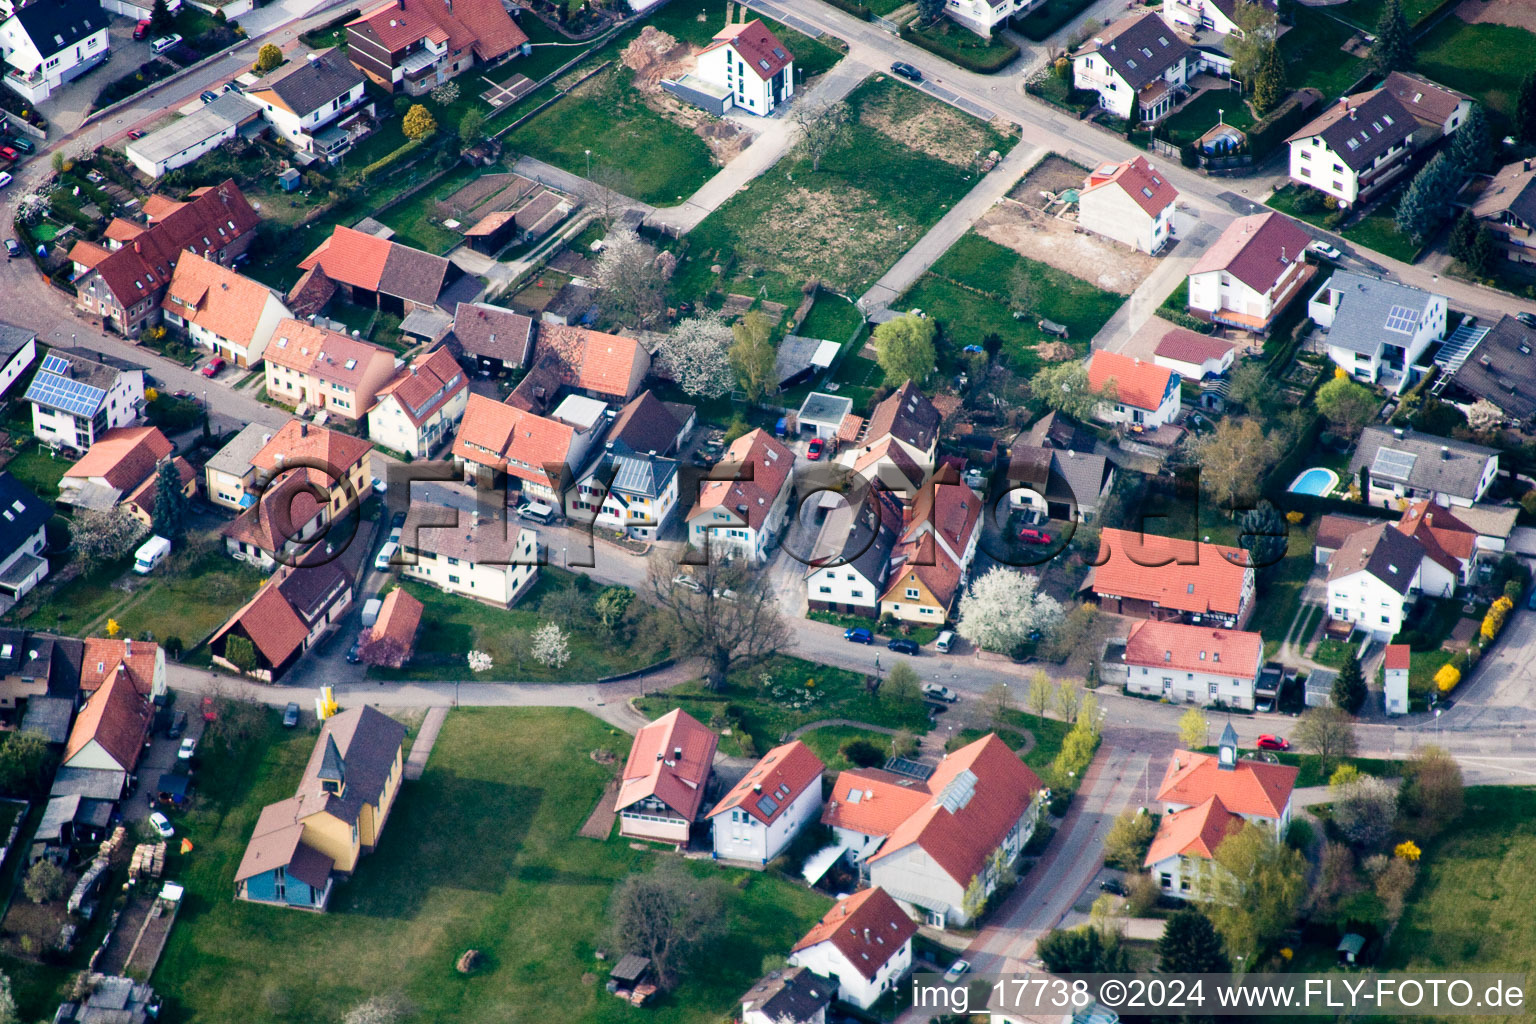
[793,100,851,173]
[605,859,727,989]
[648,548,792,691]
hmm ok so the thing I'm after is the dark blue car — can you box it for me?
[844,627,874,644]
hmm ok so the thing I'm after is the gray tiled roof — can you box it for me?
[252,48,363,119]
[1320,271,1442,357]
[580,443,679,500]
[1446,315,1536,423]
[1081,14,1192,91]
[1348,426,1497,501]
[206,422,276,477]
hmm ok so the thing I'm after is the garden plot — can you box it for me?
[855,79,1011,168]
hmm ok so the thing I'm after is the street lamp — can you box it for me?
[1434,706,1442,738]
[584,148,592,179]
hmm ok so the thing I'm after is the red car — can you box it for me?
[201,356,226,378]
[0,147,18,163]
[134,18,151,38]
[1018,526,1052,545]
[201,696,218,722]
[806,438,824,460]
[1256,734,1289,751]
[127,130,145,140]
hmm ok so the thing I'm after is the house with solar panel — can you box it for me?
[1348,426,1499,509]
[1309,271,1445,393]
[708,740,824,865]
[25,352,144,452]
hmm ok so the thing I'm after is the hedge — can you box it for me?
[900,23,1020,73]
[1016,0,1098,42]
[816,0,871,18]
[300,6,361,46]
[1247,88,1323,159]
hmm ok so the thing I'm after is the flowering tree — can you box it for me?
[1434,663,1460,693]
[531,622,571,670]
[15,191,49,227]
[659,311,735,399]
[958,568,1064,655]
[429,80,460,106]
[467,650,493,674]
[72,506,148,568]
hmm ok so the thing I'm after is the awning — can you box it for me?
[801,844,848,885]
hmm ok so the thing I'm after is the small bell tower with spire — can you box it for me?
[318,734,346,796]
[1217,721,1238,771]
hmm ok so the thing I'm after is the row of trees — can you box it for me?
[1394,101,1493,246]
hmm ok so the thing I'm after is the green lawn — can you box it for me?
[1266,183,1421,265]
[1158,89,1255,149]
[110,548,268,648]
[797,293,864,342]
[376,160,493,254]
[635,656,934,758]
[369,572,665,682]
[1,442,69,499]
[1279,6,1367,100]
[17,556,135,634]
[954,711,1073,774]
[797,724,900,772]
[1413,18,1536,130]
[1312,636,1357,668]
[1334,0,1443,29]
[154,707,830,1024]
[900,231,1120,375]
[903,20,1019,72]
[673,76,1016,306]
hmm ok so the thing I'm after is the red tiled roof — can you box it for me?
[688,428,795,532]
[79,637,160,697]
[162,251,280,348]
[374,346,465,427]
[702,18,793,81]
[535,323,647,399]
[791,888,916,981]
[822,767,934,836]
[708,740,824,826]
[903,472,980,557]
[1088,350,1176,412]
[64,426,174,493]
[264,317,397,392]
[864,380,940,453]
[1384,643,1411,671]
[1153,327,1234,367]
[367,587,423,667]
[615,709,718,821]
[252,418,375,480]
[297,225,392,293]
[125,456,195,518]
[349,0,525,62]
[1091,528,1251,616]
[1395,499,1476,573]
[451,393,575,488]
[1083,155,1179,218]
[881,534,963,612]
[1189,212,1311,295]
[64,665,151,770]
[67,240,111,271]
[1124,620,1263,681]
[1144,794,1244,866]
[218,581,310,666]
[1157,749,1298,820]
[221,468,328,555]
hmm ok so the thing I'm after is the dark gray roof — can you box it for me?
[0,473,51,554]
[1047,448,1112,511]
[1326,521,1423,594]
[49,766,125,800]
[608,390,684,455]
[1290,90,1415,174]
[775,335,837,388]
[1081,14,1192,91]
[206,422,275,477]
[1446,315,1536,423]
[0,323,35,366]
[1348,426,1498,501]
[1319,270,1441,357]
[740,967,835,1024]
[866,380,941,453]
[253,48,363,118]
[276,559,351,626]
[20,695,74,744]
[797,391,852,427]
[1022,411,1095,453]
[804,497,895,588]
[11,0,107,61]
[580,443,679,500]
[294,705,406,827]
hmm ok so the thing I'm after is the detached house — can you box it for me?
[449,301,534,376]
[1348,426,1498,508]
[1146,724,1297,898]
[1072,14,1193,124]
[615,709,718,845]
[211,556,354,681]
[1470,159,1536,268]
[943,0,1031,37]
[262,318,401,425]
[1310,271,1445,392]
[161,252,292,369]
[345,0,527,96]
[1287,90,1416,207]
[294,225,455,316]
[687,428,795,563]
[60,667,151,778]
[235,706,406,910]
[0,0,108,104]
[1441,315,1536,427]
[739,967,834,1024]
[879,472,982,625]
[1078,156,1179,254]
[0,473,50,614]
[222,468,332,569]
[399,500,540,607]
[823,734,1046,928]
[0,323,36,400]
[60,426,194,526]
[253,420,375,519]
[1088,350,1180,430]
[708,740,824,865]
[806,495,899,619]
[568,440,681,539]
[514,324,651,411]
[693,19,794,116]
[1088,528,1255,628]
[366,346,467,458]
[1153,328,1235,382]
[24,351,144,451]
[452,393,607,504]
[248,48,373,162]
[1159,0,1274,38]
[845,381,941,499]
[1325,520,1431,640]
[1122,619,1263,709]
[789,888,916,1011]
[1006,444,1114,522]
[1186,211,1314,334]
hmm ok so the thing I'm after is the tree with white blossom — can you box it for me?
[531,622,571,670]
[959,568,1064,656]
[659,310,735,399]
[467,650,493,674]
[15,191,49,227]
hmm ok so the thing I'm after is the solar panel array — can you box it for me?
[755,794,779,817]
[1384,304,1422,334]
[39,354,71,375]
[24,366,106,418]
[883,756,935,781]
[1371,447,1418,482]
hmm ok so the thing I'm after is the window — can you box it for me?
[449,574,461,584]
[1209,682,1218,696]
[1160,872,1173,888]
[906,588,920,599]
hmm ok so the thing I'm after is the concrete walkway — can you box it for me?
[404,706,448,780]
[1090,215,1219,352]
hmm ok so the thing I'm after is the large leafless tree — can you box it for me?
[648,547,792,691]
[794,100,851,173]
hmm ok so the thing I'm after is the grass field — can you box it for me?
[1413,18,1536,129]
[1158,89,1255,149]
[900,232,1120,375]
[369,572,665,682]
[903,19,1020,72]
[797,293,864,342]
[1,443,68,499]
[796,724,900,772]
[154,707,830,1024]
[109,548,268,648]
[1334,0,1443,29]
[672,76,1016,306]
[1279,6,1367,100]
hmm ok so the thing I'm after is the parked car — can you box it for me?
[1517,312,1536,329]
[199,90,218,104]
[943,959,970,983]
[672,574,703,593]
[891,61,923,82]
[127,129,145,140]
[374,541,398,572]
[1255,697,1275,713]
[345,637,363,664]
[1306,240,1343,262]
[922,682,958,703]
[167,711,187,738]
[201,356,225,378]
[150,34,182,55]
[806,438,825,460]
[133,18,151,38]
[4,135,32,154]
[887,637,919,655]
[1256,734,1289,751]
[223,80,243,93]
[516,501,554,524]
[844,626,874,644]
[0,147,19,163]
[1099,878,1127,896]
[282,702,300,728]
[0,172,12,190]
[4,238,19,259]
[177,737,196,761]
[1018,527,1052,545]
[149,812,174,838]
[934,629,955,653]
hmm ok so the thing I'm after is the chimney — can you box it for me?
[674,746,682,759]
[300,422,308,437]
[124,638,132,655]
[753,782,762,792]
[1349,106,1357,121]
[1526,158,1534,172]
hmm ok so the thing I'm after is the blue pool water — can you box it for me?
[1288,468,1339,496]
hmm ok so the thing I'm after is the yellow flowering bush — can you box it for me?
[1395,840,1421,862]
[1434,663,1460,693]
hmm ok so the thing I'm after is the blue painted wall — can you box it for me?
[242,868,326,909]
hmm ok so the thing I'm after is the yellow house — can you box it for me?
[878,538,963,625]
[234,705,406,910]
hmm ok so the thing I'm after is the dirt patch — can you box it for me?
[1453,0,1536,30]
[618,27,751,164]
[975,201,1156,295]
[735,185,907,291]
[578,778,620,840]
[1035,340,1076,362]
[1008,153,1091,204]
[858,84,1004,168]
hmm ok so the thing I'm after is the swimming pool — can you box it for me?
[1288,467,1339,497]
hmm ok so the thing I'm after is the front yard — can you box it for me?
[1157,88,1255,149]
[153,707,830,1024]
[1266,184,1421,265]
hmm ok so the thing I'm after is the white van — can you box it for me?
[133,535,172,574]
[516,501,554,525]
[150,33,182,54]
[374,541,398,572]
[934,630,956,654]
[360,597,383,628]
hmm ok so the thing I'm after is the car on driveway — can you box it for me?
[178,737,196,760]
[4,239,20,259]
[149,812,174,838]
[1307,240,1343,262]
[199,90,218,104]
[672,574,703,593]
[943,959,970,983]
[887,637,919,655]
[201,356,225,378]
[806,438,825,460]
[922,682,958,703]
[844,626,874,644]
[1018,526,1052,545]
[1518,312,1536,329]
[0,147,19,163]
[283,702,301,728]
[4,135,32,154]
[345,637,363,664]
[891,61,923,82]
[1256,734,1289,751]
[133,18,151,38]
[1099,877,1128,896]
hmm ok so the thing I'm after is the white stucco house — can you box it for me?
[1087,350,1181,430]
[0,471,50,614]
[1159,0,1275,37]
[1186,211,1314,334]
[944,0,1033,37]
[1077,156,1179,254]
[805,497,898,620]
[1383,643,1410,715]
[1121,619,1264,710]
[247,49,372,161]
[366,347,468,459]
[0,0,109,104]
[1325,520,1429,641]
[1309,271,1445,393]
[161,252,293,370]
[0,324,37,401]
[398,503,539,608]
[614,709,717,846]
[1287,90,1416,208]
[1152,328,1235,382]
[694,19,794,116]
[789,888,916,1010]
[24,352,144,452]
[1348,426,1499,509]
[708,740,824,865]
[686,428,795,564]
[1072,14,1193,123]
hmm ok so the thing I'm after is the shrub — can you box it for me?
[1434,663,1460,693]
[840,738,886,767]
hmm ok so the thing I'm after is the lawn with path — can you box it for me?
[1278,5,1367,100]
[153,707,830,1024]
